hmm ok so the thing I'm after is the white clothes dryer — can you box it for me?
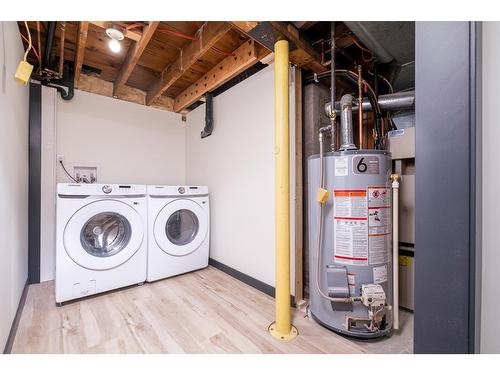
[147,186,209,282]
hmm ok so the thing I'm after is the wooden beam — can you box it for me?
[89,21,142,42]
[77,74,175,112]
[74,22,89,86]
[229,21,260,34]
[114,21,159,97]
[146,21,231,105]
[293,21,318,31]
[229,21,325,73]
[173,40,268,112]
[269,22,322,63]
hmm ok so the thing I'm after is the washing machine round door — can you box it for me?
[64,199,144,270]
[154,199,207,256]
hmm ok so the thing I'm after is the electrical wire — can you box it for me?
[210,46,235,57]
[125,23,144,30]
[367,69,394,93]
[348,35,374,62]
[20,33,40,61]
[59,160,78,183]
[154,24,235,56]
[22,21,32,62]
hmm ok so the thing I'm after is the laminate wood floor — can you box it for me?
[11,266,413,354]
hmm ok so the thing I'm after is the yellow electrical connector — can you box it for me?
[14,21,34,86]
[316,188,330,204]
[15,60,33,85]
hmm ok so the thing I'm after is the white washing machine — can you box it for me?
[147,186,209,282]
[56,183,147,303]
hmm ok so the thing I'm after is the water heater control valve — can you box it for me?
[361,284,386,308]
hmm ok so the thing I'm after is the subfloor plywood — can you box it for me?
[11,266,413,354]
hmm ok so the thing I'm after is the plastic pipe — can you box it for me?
[391,174,401,330]
[268,39,298,341]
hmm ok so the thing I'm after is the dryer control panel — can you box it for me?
[57,183,147,197]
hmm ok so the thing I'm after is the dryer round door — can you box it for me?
[63,199,144,270]
[154,199,208,256]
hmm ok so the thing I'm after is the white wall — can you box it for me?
[38,89,186,281]
[481,22,500,353]
[185,64,296,293]
[0,21,29,350]
[56,90,185,185]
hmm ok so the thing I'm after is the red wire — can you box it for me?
[125,22,235,57]
[211,46,235,57]
[126,23,144,30]
[157,26,196,41]
[20,33,40,62]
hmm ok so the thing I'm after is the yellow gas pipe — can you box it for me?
[268,39,298,341]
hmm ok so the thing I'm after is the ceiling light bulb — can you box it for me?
[108,38,121,53]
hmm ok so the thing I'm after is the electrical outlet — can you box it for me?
[57,154,64,163]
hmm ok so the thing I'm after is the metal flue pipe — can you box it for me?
[339,94,357,151]
[325,90,415,117]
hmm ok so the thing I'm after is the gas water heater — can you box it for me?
[308,94,394,338]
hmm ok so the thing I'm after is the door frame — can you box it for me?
[414,21,482,354]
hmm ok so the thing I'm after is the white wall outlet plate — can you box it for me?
[73,165,98,184]
[57,154,64,163]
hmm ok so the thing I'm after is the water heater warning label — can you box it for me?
[333,190,368,265]
[368,186,391,265]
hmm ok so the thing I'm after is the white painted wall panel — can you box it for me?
[40,86,57,282]
[185,64,296,293]
[0,21,29,350]
[37,89,186,281]
[56,90,186,185]
[481,21,500,353]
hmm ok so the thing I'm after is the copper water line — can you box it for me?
[330,21,336,152]
[36,21,42,71]
[357,65,363,149]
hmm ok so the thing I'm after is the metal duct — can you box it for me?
[324,90,415,117]
[339,94,356,151]
[344,21,393,63]
[201,92,214,138]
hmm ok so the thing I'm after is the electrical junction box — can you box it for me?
[14,60,33,85]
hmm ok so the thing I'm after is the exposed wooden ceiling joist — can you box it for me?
[174,40,268,112]
[229,21,325,73]
[113,21,160,97]
[74,21,89,86]
[145,21,232,106]
[89,21,142,41]
[78,74,174,112]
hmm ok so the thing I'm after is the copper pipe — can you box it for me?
[36,21,42,71]
[330,21,336,152]
[357,65,363,149]
[58,22,66,78]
